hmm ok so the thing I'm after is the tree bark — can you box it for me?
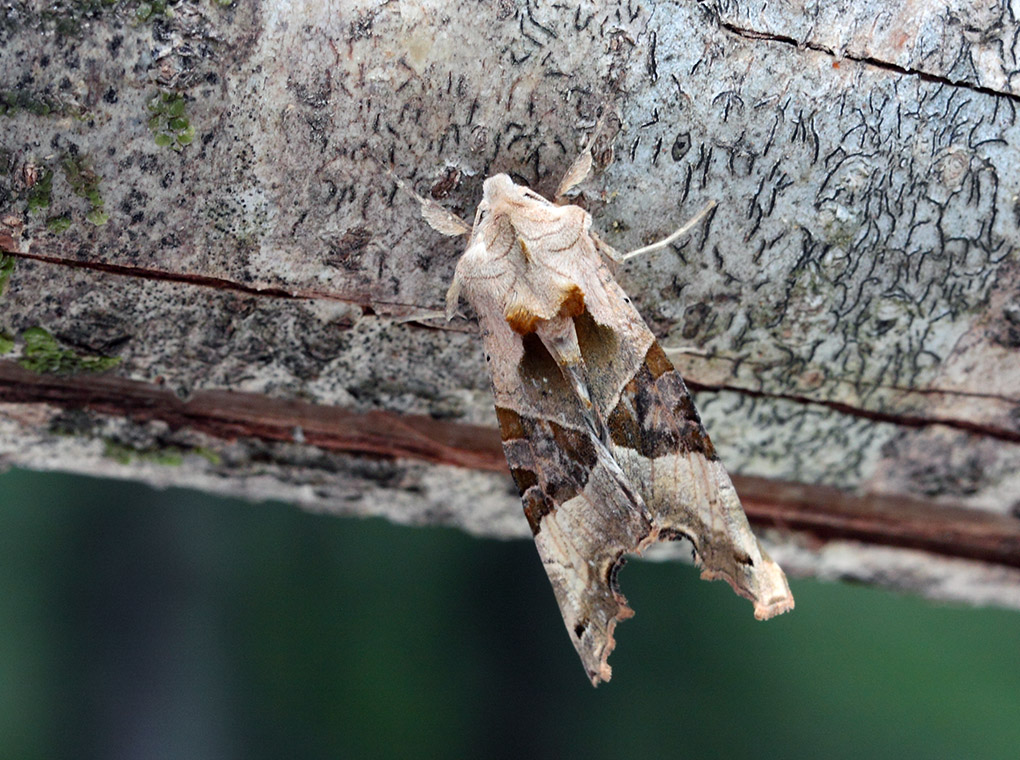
[2,0,1019,607]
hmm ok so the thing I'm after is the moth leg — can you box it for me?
[389,307,448,325]
[384,169,472,237]
[412,185,472,237]
[619,200,717,262]
[445,271,464,321]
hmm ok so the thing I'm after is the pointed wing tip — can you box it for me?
[698,555,795,621]
[584,628,619,687]
[588,662,613,687]
[750,554,795,620]
[578,595,633,687]
[753,593,796,621]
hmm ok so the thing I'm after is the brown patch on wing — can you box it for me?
[510,466,538,491]
[549,422,599,470]
[643,341,674,379]
[506,304,541,335]
[522,485,555,534]
[496,406,526,440]
[496,404,599,534]
[605,342,718,460]
[606,391,640,450]
[557,284,586,319]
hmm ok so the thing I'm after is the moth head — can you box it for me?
[480,174,552,219]
[476,174,562,264]
[481,173,518,204]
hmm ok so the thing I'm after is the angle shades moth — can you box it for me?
[416,132,794,686]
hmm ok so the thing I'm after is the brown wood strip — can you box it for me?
[3,359,1019,569]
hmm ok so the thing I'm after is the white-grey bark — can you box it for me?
[1,0,1019,608]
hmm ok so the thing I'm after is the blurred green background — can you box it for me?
[1,468,1018,759]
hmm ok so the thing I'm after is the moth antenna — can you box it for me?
[661,346,710,358]
[554,108,615,202]
[620,200,717,262]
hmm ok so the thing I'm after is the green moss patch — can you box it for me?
[193,446,222,465]
[0,332,13,355]
[1,91,67,118]
[38,0,121,38]
[26,169,54,214]
[61,154,108,226]
[147,91,195,150]
[134,0,179,22]
[102,440,221,467]
[0,253,14,296]
[103,439,184,466]
[18,326,120,375]
[46,215,72,234]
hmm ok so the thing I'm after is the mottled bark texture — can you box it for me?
[1,1,1019,607]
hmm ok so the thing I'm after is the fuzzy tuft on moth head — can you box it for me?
[480,173,548,209]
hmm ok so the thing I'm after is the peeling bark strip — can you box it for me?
[2,360,1018,572]
[0,361,505,472]
[4,248,302,300]
[742,481,1020,572]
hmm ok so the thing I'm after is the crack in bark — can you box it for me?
[686,380,1020,444]
[6,241,1014,436]
[7,249,301,299]
[0,248,446,318]
[2,361,1019,571]
[720,21,1020,104]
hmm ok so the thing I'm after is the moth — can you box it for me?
[414,135,794,685]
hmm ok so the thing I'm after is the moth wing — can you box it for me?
[585,325,794,619]
[496,404,653,685]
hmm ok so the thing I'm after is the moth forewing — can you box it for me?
[436,169,793,685]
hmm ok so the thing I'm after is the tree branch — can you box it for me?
[2,0,1019,608]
